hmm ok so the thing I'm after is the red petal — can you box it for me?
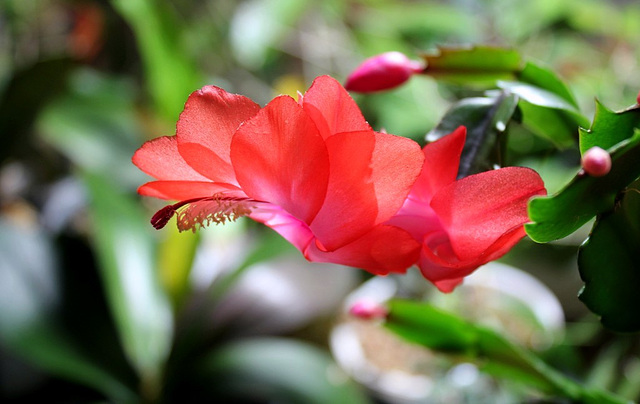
[301,76,370,140]
[138,181,245,201]
[430,166,546,261]
[305,225,420,275]
[370,131,425,223]
[309,131,377,250]
[413,126,466,203]
[231,95,330,224]
[176,85,260,184]
[418,226,527,292]
[132,136,209,181]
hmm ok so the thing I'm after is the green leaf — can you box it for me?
[83,172,173,394]
[579,102,640,155]
[199,338,370,404]
[526,131,640,242]
[385,300,628,404]
[420,46,522,88]
[0,219,136,402]
[497,80,588,149]
[111,0,202,121]
[578,179,640,332]
[526,115,640,242]
[518,62,579,108]
[426,92,518,177]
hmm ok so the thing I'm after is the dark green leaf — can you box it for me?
[426,93,518,177]
[83,172,173,388]
[420,46,522,88]
[578,179,640,332]
[199,337,370,404]
[579,102,640,154]
[526,131,640,243]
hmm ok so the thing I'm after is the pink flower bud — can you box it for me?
[344,52,424,93]
[348,301,388,319]
[637,90,640,105]
[581,146,612,177]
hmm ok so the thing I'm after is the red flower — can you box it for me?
[344,52,424,93]
[386,127,547,292]
[133,76,424,275]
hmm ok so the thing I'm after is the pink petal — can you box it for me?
[430,166,546,261]
[176,85,261,184]
[138,181,245,201]
[231,95,330,225]
[249,205,314,253]
[305,225,421,275]
[132,136,210,181]
[301,76,371,140]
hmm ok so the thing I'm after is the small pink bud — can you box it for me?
[344,52,424,93]
[636,90,640,105]
[581,146,612,177]
[348,301,388,319]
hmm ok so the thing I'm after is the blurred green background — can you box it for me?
[1,0,639,403]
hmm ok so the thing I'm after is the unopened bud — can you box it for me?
[636,90,640,105]
[344,52,424,93]
[581,146,612,177]
[348,301,388,319]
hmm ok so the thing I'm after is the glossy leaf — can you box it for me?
[426,93,518,177]
[579,102,640,154]
[419,46,522,87]
[527,132,640,242]
[518,62,579,108]
[385,300,628,404]
[526,131,640,243]
[199,337,370,404]
[83,172,173,389]
[497,81,588,149]
[0,219,136,402]
[578,179,640,332]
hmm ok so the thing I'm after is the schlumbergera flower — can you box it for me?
[132,76,425,275]
[386,127,547,292]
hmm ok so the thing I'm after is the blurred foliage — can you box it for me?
[1,0,639,403]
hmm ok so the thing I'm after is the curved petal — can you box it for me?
[305,225,420,275]
[370,131,425,222]
[301,75,371,140]
[132,135,210,181]
[418,225,527,292]
[430,166,546,261]
[310,130,424,251]
[310,131,377,250]
[231,95,330,224]
[138,181,245,201]
[411,126,466,204]
[176,85,261,184]
[250,205,314,253]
